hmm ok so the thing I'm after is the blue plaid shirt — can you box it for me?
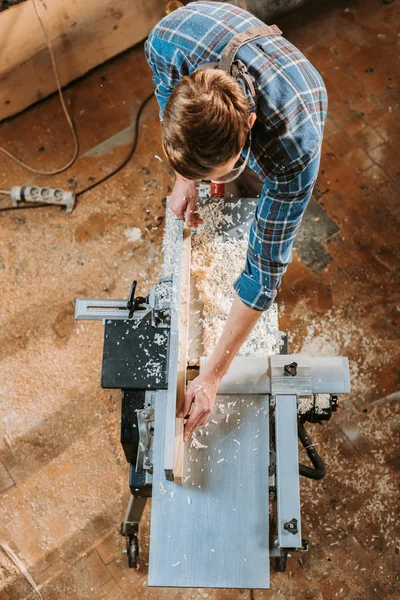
[145,1,327,311]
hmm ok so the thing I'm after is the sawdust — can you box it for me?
[298,393,332,415]
[124,227,142,243]
[153,333,166,346]
[162,207,181,278]
[155,280,172,309]
[144,359,162,384]
[285,304,399,547]
[315,393,331,413]
[189,197,282,357]
[288,304,385,405]
[298,396,314,414]
[190,435,208,450]
[300,406,399,547]
[162,195,283,358]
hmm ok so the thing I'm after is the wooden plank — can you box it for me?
[174,226,191,484]
[187,261,204,364]
[186,367,199,382]
[0,0,165,120]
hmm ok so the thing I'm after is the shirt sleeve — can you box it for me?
[144,39,172,120]
[233,149,322,311]
[144,39,190,121]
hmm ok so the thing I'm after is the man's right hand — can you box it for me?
[169,174,204,228]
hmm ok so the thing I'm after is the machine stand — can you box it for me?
[120,494,148,569]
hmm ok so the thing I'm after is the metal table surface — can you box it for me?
[149,390,270,588]
[149,196,274,588]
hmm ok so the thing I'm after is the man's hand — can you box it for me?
[176,296,263,442]
[177,372,220,442]
[169,174,204,228]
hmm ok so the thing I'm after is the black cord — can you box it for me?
[0,202,48,213]
[0,91,155,213]
[298,422,326,480]
[76,90,155,198]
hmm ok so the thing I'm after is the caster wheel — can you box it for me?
[127,535,139,568]
[275,549,288,572]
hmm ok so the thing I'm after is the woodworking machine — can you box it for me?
[75,193,350,589]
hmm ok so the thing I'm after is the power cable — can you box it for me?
[0,0,157,213]
[0,0,79,175]
[0,91,155,213]
[75,91,155,198]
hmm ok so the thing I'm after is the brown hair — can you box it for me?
[162,69,249,180]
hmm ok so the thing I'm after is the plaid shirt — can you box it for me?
[145,1,327,311]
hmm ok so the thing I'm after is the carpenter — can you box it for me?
[145,1,327,440]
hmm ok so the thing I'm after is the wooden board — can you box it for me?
[174,226,191,484]
[0,0,165,120]
[187,265,204,366]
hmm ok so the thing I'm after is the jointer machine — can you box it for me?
[75,191,350,589]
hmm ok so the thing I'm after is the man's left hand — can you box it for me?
[177,373,220,442]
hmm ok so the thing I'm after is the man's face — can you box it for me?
[206,150,243,181]
[204,113,257,182]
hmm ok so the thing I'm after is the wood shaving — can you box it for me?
[0,543,43,598]
[162,197,283,357]
[190,197,282,357]
[190,436,208,450]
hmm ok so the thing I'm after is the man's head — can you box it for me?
[162,69,256,181]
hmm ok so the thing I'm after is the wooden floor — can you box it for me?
[0,0,399,599]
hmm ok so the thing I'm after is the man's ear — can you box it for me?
[248,112,257,129]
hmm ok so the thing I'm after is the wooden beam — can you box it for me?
[186,366,199,381]
[187,256,204,364]
[174,226,191,484]
[0,0,165,120]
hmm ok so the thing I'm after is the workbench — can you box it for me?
[75,191,350,589]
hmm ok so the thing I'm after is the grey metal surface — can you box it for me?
[136,409,155,474]
[75,298,148,321]
[200,356,270,394]
[271,355,350,394]
[149,391,270,589]
[201,355,350,396]
[75,278,172,322]
[275,394,302,549]
[121,495,147,534]
[271,356,313,396]
[163,220,184,480]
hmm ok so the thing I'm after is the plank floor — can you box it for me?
[0,0,399,598]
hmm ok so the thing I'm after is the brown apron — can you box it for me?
[196,23,282,101]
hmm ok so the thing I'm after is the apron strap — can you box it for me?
[219,24,282,73]
[195,62,219,71]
